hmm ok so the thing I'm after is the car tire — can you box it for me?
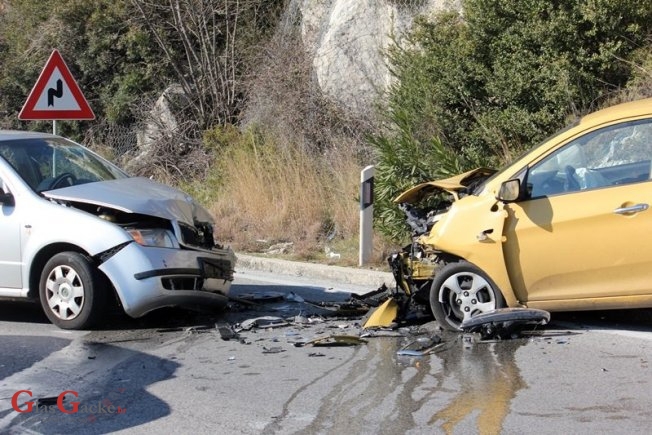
[39,252,106,330]
[430,262,505,331]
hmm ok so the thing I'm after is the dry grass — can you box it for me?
[179,10,397,267]
[189,129,393,267]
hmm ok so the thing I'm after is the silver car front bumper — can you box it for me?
[98,242,236,318]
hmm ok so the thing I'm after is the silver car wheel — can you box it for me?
[39,252,106,329]
[45,265,85,320]
[430,262,505,331]
[439,272,496,323]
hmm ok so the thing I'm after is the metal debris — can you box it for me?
[396,336,443,357]
[360,329,405,338]
[262,346,286,354]
[294,335,368,347]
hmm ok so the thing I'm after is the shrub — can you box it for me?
[372,0,652,241]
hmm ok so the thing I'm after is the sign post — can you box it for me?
[18,49,94,131]
[359,165,375,266]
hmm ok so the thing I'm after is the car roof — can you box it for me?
[0,130,57,142]
[580,97,652,127]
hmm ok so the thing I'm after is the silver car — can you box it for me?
[0,130,236,329]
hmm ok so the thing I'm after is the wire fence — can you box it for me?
[82,122,138,161]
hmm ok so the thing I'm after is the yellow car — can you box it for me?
[391,97,652,331]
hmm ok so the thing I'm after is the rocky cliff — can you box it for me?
[294,0,460,114]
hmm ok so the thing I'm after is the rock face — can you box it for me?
[137,1,461,149]
[296,0,459,114]
[134,84,184,156]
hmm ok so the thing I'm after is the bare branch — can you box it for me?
[129,0,258,129]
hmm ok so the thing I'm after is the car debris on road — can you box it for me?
[204,283,553,361]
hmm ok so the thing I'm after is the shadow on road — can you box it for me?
[551,308,652,332]
[1,339,180,434]
[0,300,49,325]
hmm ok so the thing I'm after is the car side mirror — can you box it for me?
[0,192,14,206]
[497,179,521,203]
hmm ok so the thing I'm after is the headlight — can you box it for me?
[128,229,178,248]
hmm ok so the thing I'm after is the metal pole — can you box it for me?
[52,120,57,135]
[359,165,375,266]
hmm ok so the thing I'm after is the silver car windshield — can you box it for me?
[0,137,128,192]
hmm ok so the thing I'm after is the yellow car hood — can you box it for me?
[394,167,496,203]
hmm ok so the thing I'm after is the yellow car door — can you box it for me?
[503,118,652,309]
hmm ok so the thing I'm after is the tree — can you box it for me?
[129,0,285,130]
[0,0,172,137]
[372,0,652,241]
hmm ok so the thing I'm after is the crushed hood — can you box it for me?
[44,177,213,225]
[393,167,496,204]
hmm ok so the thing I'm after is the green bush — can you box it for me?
[370,109,484,243]
[372,0,652,241]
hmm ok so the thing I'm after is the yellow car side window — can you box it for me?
[528,119,652,198]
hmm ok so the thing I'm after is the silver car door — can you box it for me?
[0,180,22,289]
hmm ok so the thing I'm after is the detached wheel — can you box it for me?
[39,252,106,330]
[430,262,505,331]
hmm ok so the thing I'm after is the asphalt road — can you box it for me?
[0,269,650,434]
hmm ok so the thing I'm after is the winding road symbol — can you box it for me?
[18,49,94,120]
[48,79,64,107]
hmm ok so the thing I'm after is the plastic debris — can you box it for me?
[236,292,286,304]
[308,352,326,357]
[350,284,391,307]
[460,308,550,340]
[362,298,398,329]
[292,314,309,324]
[217,322,241,341]
[308,316,325,324]
[285,292,305,303]
[185,325,214,334]
[302,300,371,317]
[239,316,289,331]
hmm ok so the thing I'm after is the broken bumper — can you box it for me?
[98,242,236,318]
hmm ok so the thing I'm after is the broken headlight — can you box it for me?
[128,229,179,249]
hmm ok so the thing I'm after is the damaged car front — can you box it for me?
[389,97,652,332]
[389,168,497,301]
[0,131,235,329]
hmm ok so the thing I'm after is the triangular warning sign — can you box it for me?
[18,49,95,120]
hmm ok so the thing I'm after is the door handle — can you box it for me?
[613,203,649,215]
